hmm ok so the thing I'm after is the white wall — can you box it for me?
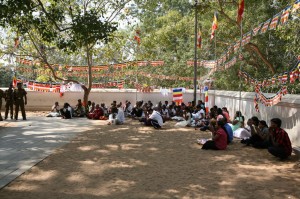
[1,89,299,147]
[208,90,300,148]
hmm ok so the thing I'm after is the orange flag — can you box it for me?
[210,12,218,40]
[134,30,141,45]
[197,30,202,48]
[237,0,245,24]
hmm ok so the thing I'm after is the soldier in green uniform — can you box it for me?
[0,88,4,121]
[5,84,14,120]
[14,82,27,120]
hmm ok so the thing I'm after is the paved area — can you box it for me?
[0,117,101,189]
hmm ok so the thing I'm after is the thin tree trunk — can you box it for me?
[82,46,92,106]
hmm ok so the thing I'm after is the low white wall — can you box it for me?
[208,90,300,148]
[0,89,299,147]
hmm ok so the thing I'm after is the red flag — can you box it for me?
[197,31,202,48]
[237,0,245,24]
[134,30,141,45]
[210,12,218,40]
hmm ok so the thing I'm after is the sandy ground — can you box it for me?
[0,112,300,199]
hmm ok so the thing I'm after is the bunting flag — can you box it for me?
[173,88,183,104]
[134,29,141,45]
[292,0,300,12]
[241,32,251,46]
[233,42,240,53]
[269,13,281,30]
[210,12,218,40]
[197,30,202,48]
[204,86,209,113]
[252,23,263,36]
[260,19,271,34]
[237,0,245,25]
[280,6,291,25]
[254,94,260,112]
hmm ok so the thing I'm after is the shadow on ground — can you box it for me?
[0,120,299,199]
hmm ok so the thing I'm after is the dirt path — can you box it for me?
[0,119,299,199]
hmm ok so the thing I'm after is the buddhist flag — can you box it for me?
[134,30,141,45]
[237,0,245,25]
[204,86,209,113]
[210,12,218,40]
[197,30,202,48]
[254,94,260,113]
[292,0,300,13]
[260,19,271,34]
[269,13,280,30]
[173,88,183,104]
[252,23,263,36]
[280,6,291,25]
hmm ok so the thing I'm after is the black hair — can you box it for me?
[271,118,282,128]
[259,120,268,128]
[251,116,259,125]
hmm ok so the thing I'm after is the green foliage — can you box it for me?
[0,0,299,94]
[0,66,13,87]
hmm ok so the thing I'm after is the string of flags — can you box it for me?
[238,60,299,111]
[187,0,300,70]
[16,57,165,70]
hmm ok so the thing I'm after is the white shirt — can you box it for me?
[125,104,132,112]
[116,107,125,123]
[149,111,164,126]
[192,109,205,119]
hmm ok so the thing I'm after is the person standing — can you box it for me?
[4,84,14,120]
[0,88,4,121]
[14,82,27,120]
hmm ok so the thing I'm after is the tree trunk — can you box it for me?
[82,46,93,106]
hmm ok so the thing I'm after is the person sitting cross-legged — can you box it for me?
[108,104,125,125]
[87,104,103,120]
[202,119,228,150]
[47,102,61,117]
[60,103,72,119]
[146,107,164,129]
[268,118,292,160]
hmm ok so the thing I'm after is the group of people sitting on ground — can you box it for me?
[46,99,293,160]
[47,99,86,119]
[199,107,292,160]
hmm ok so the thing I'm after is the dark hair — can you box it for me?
[271,118,282,128]
[217,119,225,127]
[217,108,223,115]
[251,116,259,125]
[184,106,191,112]
[259,120,268,128]
[235,111,244,122]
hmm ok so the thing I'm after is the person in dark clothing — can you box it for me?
[60,103,72,119]
[0,88,4,121]
[4,84,14,120]
[14,83,27,120]
[268,118,292,160]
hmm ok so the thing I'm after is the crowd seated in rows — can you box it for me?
[47,99,293,160]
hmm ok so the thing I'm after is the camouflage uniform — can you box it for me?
[14,85,27,120]
[0,89,4,121]
[5,86,14,120]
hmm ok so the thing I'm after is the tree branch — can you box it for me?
[27,31,80,84]
[245,43,276,74]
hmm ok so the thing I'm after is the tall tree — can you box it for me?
[0,0,130,104]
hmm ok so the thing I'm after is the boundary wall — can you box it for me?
[0,89,299,147]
